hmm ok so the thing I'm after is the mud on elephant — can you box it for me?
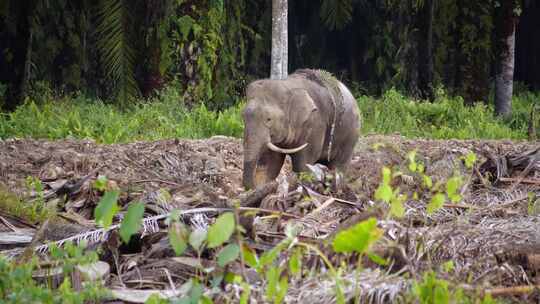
[242,69,361,190]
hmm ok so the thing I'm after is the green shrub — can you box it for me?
[359,87,534,140]
[0,88,244,143]
[0,86,536,143]
[0,243,107,304]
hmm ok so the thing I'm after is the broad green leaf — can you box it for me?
[217,244,240,267]
[335,276,345,304]
[145,294,162,304]
[464,152,477,169]
[240,282,251,304]
[449,193,462,203]
[407,151,418,172]
[169,222,189,256]
[189,228,207,252]
[407,150,416,164]
[94,191,119,228]
[242,245,258,268]
[119,202,145,243]
[428,193,445,214]
[367,253,388,266]
[434,284,450,304]
[390,192,406,218]
[382,167,391,184]
[259,241,288,269]
[211,272,224,288]
[207,212,235,248]
[189,280,203,304]
[276,275,289,304]
[200,296,213,304]
[93,176,108,191]
[375,184,392,203]
[265,266,280,301]
[423,175,433,189]
[332,218,382,254]
[446,176,462,199]
[171,297,190,304]
[288,248,302,276]
[442,260,454,272]
[166,209,181,226]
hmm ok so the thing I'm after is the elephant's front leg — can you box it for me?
[255,150,286,185]
[290,149,310,173]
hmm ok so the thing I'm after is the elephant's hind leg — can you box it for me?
[328,135,358,172]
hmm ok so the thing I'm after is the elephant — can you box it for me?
[242,69,361,190]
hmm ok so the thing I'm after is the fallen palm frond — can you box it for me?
[0,207,230,259]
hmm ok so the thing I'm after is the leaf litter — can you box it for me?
[0,135,539,303]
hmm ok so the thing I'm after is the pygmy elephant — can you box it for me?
[242,69,361,190]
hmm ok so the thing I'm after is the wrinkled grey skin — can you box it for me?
[242,70,361,190]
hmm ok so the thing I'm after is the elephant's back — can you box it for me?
[336,81,361,132]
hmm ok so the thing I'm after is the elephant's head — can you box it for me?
[242,80,318,189]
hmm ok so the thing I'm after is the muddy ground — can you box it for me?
[0,135,539,303]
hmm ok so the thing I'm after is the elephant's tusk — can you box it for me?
[266,142,308,154]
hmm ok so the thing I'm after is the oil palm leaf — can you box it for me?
[320,0,354,30]
[95,0,139,104]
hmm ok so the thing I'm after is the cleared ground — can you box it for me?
[0,135,538,303]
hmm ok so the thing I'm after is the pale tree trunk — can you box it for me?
[271,0,287,80]
[495,0,519,118]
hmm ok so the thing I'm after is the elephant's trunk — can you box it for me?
[242,159,257,190]
[242,127,269,190]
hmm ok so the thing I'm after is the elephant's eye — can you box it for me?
[266,117,271,122]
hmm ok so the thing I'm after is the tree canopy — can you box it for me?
[0,0,538,111]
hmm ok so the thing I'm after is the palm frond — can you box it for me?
[320,0,354,30]
[95,0,139,104]
[0,207,230,260]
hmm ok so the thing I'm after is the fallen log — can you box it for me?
[0,230,34,245]
[238,181,279,207]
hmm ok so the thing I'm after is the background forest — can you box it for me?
[0,0,539,140]
[2,2,540,303]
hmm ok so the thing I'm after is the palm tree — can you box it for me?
[95,0,139,105]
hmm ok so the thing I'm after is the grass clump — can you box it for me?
[0,87,244,144]
[0,183,51,224]
[0,243,107,303]
[359,87,534,140]
[0,85,536,143]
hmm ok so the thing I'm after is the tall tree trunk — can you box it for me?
[495,0,519,118]
[4,1,35,110]
[271,0,287,80]
[417,0,435,100]
[19,28,33,102]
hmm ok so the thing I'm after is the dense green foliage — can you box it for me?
[359,88,534,139]
[0,87,534,143]
[1,1,539,110]
[0,244,106,304]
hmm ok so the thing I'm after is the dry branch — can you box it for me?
[238,180,279,207]
[486,285,540,297]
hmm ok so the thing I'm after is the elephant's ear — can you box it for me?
[287,89,318,129]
